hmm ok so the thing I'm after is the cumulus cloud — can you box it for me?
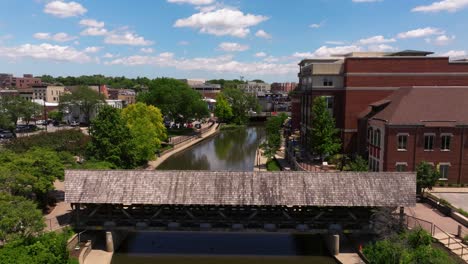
[326,41,345,45]
[80,27,108,36]
[103,53,116,58]
[79,19,105,28]
[426,35,455,46]
[440,50,466,58]
[397,27,444,39]
[84,46,102,53]
[33,32,77,42]
[255,30,272,39]
[358,35,396,45]
[167,0,215,4]
[105,53,297,76]
[174,8,268,38]
[44,1,87,18]
[218,42,249,52]
[255,52,267,57]
[178,41,190,46]
[104,31,153,46]
[140,48,155,53]
[367,44,397,52]
[412,0,468,13]
[293,45,363,58]
[0,43,92,63]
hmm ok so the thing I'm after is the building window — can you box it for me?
[374,129,381,147]
[368,128,373,145]
[441,134,451,151]
[439,163,450,180]
[323,96,334,116]
[424,134,434,151]
[323,78,333,87]
[396,163,407,172]
[397,134,408,150]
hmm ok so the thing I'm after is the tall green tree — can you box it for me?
[0,193,45,243]
[0,96,42,129]
[308,96,341,160]
[87,106,138,168]
[137,78,209,123]
[416,161,440,195]
[221,88,260,125]
[214,94,233,123]
[262,114,288,159]
[59,86,105,124]
[122,103,167,163]
[344,155,368,171]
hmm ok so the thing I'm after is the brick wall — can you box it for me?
[345,58,468,73]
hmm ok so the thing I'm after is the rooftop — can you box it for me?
[65,170,416,207]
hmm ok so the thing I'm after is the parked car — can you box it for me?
[52,120,60,126]
[70,120,79,127]
[15,124,37,133]
[194,123,202,129]
[0,129,15,140]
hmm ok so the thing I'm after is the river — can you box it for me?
[111,126,337,264]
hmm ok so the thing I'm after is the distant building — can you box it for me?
[0,89,19,98]
[0,73,42,89]
[32,85,65,103]
[179,79,221,99]
[19,88,34,101]
[238,81,271,95]
[108,88,136,105]
[271,82,297,94]
[65,85,108,98]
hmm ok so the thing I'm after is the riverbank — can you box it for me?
[147,124,220,170]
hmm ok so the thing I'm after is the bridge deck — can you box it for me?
[65,170,416,207]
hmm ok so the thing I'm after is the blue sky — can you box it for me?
[0,0,467,82]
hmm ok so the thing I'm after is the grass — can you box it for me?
[159,144,173,153]
[266,159,281,171]
[220,124,247,131]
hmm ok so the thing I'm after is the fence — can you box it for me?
[167,122,216,147]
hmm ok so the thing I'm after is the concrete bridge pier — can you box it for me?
[325,234,340,256]
[105,229,128,253]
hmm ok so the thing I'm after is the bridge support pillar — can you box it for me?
[325,234,340,256]
[106,231,114,253]
[105,230,128,253]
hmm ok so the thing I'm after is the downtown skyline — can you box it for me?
[0,0,468,82]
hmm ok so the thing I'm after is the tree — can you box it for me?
[416,161,440,195]
[59,86,105,124]
[214,94,233,122]
[48,110,63,122]
[0,96,42,129]
[122,103,167,163]
[308,96,341,160]
[262,114,289,159]
[221,88,260,125]
[137,78,209,123]
[87,106,138,168]
[0,193,45,243]
[344,155,368,171]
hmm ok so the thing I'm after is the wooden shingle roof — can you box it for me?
[64,170,416,207]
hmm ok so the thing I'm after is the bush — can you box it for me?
[266,159,281,171]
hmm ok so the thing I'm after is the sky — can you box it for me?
[0,0,467,83]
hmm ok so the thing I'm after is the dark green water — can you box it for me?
[112,126,337,264]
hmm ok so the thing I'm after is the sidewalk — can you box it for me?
[406,202,461,235]
[44,180,72,232]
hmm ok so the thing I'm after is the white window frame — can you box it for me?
[424,133,435,151]
[397,133,409,151]
[440,133,453,151]
[395,162,408,172]
[438,162,451,180]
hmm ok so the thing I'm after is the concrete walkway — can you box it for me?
[254,148,268,171]
[147,124,220,170]
[44,180,72,231]
[83,250,112,264]
[406,202,461,235]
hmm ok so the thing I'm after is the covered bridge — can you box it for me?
[65,170,415,231]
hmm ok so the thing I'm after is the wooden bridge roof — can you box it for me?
[64,170,416,207]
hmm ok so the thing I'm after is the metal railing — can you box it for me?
[405,215,467,260]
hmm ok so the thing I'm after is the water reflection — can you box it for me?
[158,126,265,171]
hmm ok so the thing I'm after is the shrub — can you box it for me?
[266,159,281,171]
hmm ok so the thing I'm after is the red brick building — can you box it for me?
[365,87,468,184]
[294,51,468,153]
[0,74,42,89]
[271,82,297,93]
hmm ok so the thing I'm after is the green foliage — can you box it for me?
[122,102,167,163]
[0,148,64,204]
[308,96,341,160]
[459,209,468,218]
[39,74,151,90]
[0,96,42,129]
[214,94,233,123]
[48,110,63,122]
[0,230,75,264]
[262,115,287,159]
[221,87,260,125]
[416,161,440,194]
[0,193,45,243]
[138,78,209,123]
[344,155,368,171]
[59,86,105,124]
[266,159,281,171]
[73,160,116,170]
[4,129,90,156]
[87,106,138,168]
[363,228,454,264]
[206,79,245,89]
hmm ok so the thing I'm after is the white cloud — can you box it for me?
[255,52,267,57]
[255,30,272,39]
[105,53,297,76]
[368,44,397,52]
[358,35,396,45]
[80,27,108,36]
[174,8,268,38]
[440,50,466,58]
[397,27,444,39]
[79,19,105,28]
[0,43,91,63]
[140,47,155,53]
[263,56,279,63]
[309,22,324,28]
[218,42,249,52]
[297,45,363,58]
[325,41,345,45]
[352,0,382,2]
[104,31,153,46]
[33,32,77,42]
[103,53,116,58]
[167,0,215,5]
[412,0,468,13]
[84,46,102,53]
[178,41,190,46]
[44,1,87,18]
[426,35,455,46]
